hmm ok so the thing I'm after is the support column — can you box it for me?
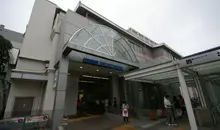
[52,56,69,130]
[193,73,207,108]
[111,76,120,104]
[177,68,198,130]
[64,73,79,116]
[123,79,128,102]
[207,81,218,106]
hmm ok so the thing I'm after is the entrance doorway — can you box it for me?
[12,97,34,117]
[77,74,111,115]
[68,61,131,116]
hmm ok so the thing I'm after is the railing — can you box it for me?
[212,103,220,125]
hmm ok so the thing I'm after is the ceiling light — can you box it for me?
[93,76,101,79]
[80,66,83,69]
[101,77,109,80]
[79,80,95,83]
[82,75,93,78]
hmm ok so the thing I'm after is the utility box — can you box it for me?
[194,108,213,127]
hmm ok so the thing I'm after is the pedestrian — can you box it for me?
[164,94,177,126]
[172,96,178,120]
[113,97,117,114]
[179,95,185,117]
[77,98,81,115]
[122,100,129,124]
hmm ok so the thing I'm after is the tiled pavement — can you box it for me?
[66,114,219,130]
[67,114,124,130]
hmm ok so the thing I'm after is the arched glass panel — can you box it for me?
[69,24,137,62]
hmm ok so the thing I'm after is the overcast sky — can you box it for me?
[0,0,219,56]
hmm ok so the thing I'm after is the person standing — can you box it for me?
[122,100,129,124]
[164,94,177,126]
[179,95,185,117]
[113,97,117,114]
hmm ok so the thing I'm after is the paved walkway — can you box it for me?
[66,114,219,130]
[67,114,124,130]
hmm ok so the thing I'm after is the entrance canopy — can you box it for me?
[123,46,220,86]
[122,46,220,130]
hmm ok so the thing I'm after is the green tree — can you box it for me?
[0,35,12,118]
[0,35,12,72]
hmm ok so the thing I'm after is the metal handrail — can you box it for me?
[212,103,220,125]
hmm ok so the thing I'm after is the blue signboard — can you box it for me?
[83,58,123,71]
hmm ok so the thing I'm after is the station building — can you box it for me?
[1,0,219,129]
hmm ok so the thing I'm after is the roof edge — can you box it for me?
[74,2,154,48]
[73,1,183,58]
[153,43,183,58]
[183,46,220,59]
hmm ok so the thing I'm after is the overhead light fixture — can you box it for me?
[82,75,109,80]
[101,77,109,80]
[93,76,101,79]
[79,80,95,83]
[82,75,92,78]
[80,66,83,69]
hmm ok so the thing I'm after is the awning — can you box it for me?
[123,46,220,85]
[122,46,220,130]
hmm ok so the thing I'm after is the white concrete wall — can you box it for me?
[19,0,57,61]
[4,80,44,118]
[56,10,90,63]
[16,58,47,71]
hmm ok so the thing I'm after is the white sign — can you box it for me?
[0,117,24,124]
[25,115,48,123]
[179,49,220,68]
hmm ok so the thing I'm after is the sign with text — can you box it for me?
[83,58,123,71]
[0,117,24,130]
[179,49,220,68]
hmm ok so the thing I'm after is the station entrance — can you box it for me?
[77,74,111,115]
[65,61,127,117]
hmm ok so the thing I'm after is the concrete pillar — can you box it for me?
[52,56,69,130]
[177,68,198,130]
[64,73,79,116]
[41,71,55,117]
[123,80,128,102]
[111,76,120,104]
[193,73,207,108]
[207,81,218,106]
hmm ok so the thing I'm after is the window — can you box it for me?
[69,24,137,62]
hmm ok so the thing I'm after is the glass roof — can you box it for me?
[69,24,137,63]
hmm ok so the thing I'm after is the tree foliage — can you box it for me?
[0,35,12,72]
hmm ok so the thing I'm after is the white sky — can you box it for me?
[0,0,219,56]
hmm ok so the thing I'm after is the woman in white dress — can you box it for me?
[122,100,129,124]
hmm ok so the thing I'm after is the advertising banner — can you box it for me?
[0,117,24,130]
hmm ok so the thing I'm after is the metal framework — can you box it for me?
[122,46,220,130]
[68,24,138,63]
